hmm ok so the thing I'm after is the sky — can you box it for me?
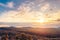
[0,0,60,28]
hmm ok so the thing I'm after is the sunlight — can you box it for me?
[36,17,46,23]
[38,19,45,23]
[36,17,50,24]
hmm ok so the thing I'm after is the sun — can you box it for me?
[36,17,50,23]
[37,18,46,23]
[39,19,45,23]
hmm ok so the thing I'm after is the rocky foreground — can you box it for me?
[0,27,60,40]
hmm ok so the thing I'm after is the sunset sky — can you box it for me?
[0,0,60,28]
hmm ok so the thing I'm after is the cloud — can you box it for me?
[0,2,14,8]
[0,0,60,28]
[6,2,14,8]
[0,3,5,6]
[0,0,60,23]
[40,3,50,12]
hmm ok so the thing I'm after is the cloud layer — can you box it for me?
[0,0,60,28]
[0,0,60,23]
[0,2,14,8]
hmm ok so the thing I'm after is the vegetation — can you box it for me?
[0,27,60,40]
